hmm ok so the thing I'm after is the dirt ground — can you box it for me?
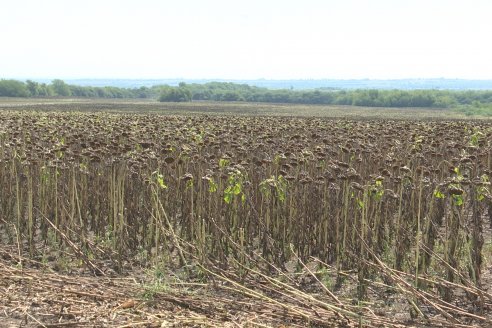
[2,241,492,327]
[1,244,354,328]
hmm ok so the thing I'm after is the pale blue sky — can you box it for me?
[1,0,491,79]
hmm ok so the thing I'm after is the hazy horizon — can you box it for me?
[8,77,492,82]
[2,0,492,80]
[7,77,492,91]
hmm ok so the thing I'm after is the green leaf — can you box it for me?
[224,186,232,194]
[219,158,230,168]
[208,178,218,193]
[224,193,232,204]
[433,189,445,199]
[278,190,286,202]
[452,194,464,206]
[158,177,167,189]
[232,183,242,195]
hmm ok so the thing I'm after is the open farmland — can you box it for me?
[0,97,479,119]
[1,101,492,327]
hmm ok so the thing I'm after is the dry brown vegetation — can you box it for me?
[1,101,492,327]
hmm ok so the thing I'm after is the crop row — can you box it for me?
[1,111,491,305]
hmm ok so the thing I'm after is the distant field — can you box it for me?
[0,97,484,120]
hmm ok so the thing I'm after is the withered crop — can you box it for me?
[1,110,492,324]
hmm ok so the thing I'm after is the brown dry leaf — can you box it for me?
[119,299,137,309]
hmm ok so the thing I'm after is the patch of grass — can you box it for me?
[454,103,492,117]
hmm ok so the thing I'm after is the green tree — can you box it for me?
[26,80,39,96]
[51,79,71,96]
[37,83,53,96]
[158,87,192,102]
[0,79,29,97]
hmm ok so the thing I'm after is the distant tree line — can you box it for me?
[3,79,492,110]
[0,79,162,98]
[164,82,492,108]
